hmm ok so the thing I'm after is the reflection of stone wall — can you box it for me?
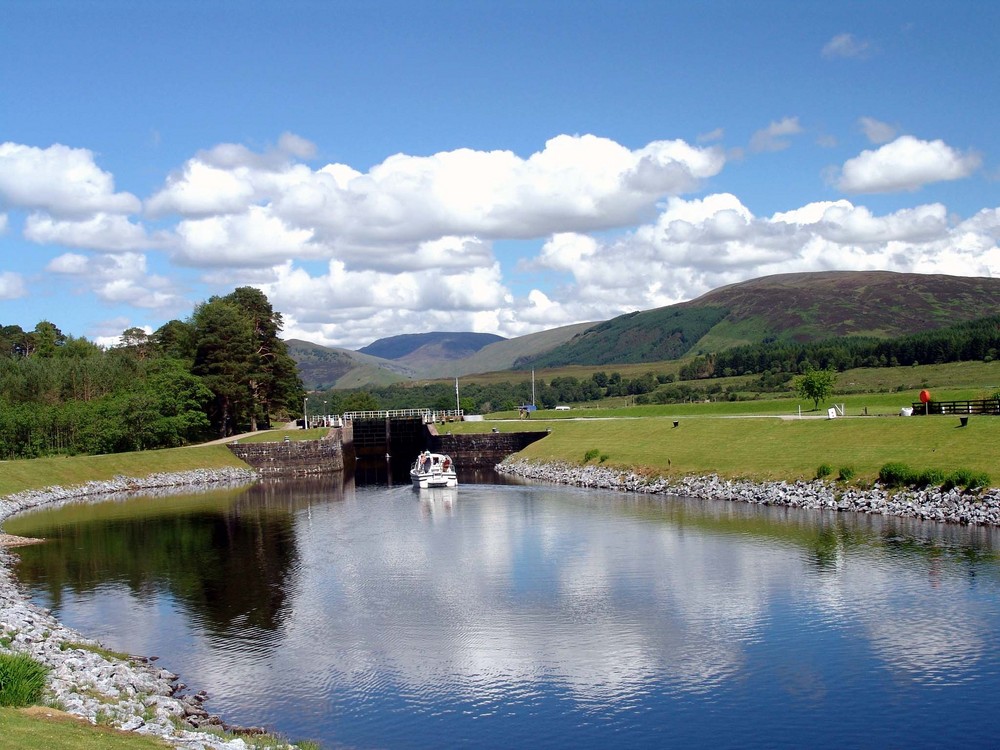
[429,429,549,469]
[228,428,345,476]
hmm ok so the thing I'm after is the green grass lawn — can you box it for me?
[451,413,998,485]
[0,707,171,749]
[234,427,332,443]
[0,445,247,497]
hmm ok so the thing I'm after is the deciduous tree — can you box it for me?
[795,368,836,410]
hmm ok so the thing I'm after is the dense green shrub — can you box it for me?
[943,469,991,492]
[0,652,49,707]
[878,462,990,492]
[837,466,855,481]
[914,468,946,488]
[878,462,915,488]
[583,448,600,462]
[816,463,833,479]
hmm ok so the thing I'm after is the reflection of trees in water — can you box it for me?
[13,477,352,636]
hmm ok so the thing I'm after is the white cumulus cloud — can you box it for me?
[152,134,724,260]
[46,251,185,311]
[173,205,322,267]
[0,142,140,217]
[0,271,27,299]
[836,135,981,193]
[25,212,153,252]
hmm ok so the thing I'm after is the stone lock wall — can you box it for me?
[227,428,345,476]
[226,425,548,477]
[429,429,549,469]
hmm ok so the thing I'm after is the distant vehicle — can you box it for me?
[554,406,571,411]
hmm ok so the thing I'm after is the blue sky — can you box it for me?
[2,0,998,349]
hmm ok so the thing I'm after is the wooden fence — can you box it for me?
[910,399,1000,415]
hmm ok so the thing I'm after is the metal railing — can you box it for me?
[342,409,464,421]
[304,415,344,428]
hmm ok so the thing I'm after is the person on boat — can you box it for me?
[442,457,451,471]
[420,452,431,472]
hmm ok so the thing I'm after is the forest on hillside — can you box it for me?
[679,315,1000,380]
[0,288,302,459]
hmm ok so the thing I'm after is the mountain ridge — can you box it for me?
[288,271,1000,389]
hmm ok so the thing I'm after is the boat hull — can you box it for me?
[410,471,458,489]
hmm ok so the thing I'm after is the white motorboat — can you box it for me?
[410,451,458,489]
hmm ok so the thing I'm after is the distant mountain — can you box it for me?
[358,332,505,365]
[288,271,1000,388]
[444,321,595,376]
[518,271,1000,368]
[286,339,416,390]
[287,323,591,389]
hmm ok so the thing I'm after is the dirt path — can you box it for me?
[190,422,300,446]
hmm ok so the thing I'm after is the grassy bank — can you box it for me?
[0,445,248,497]
[0,707,171,749]
[450,414,999,485]
[1,405,996,497]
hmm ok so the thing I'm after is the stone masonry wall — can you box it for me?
[429,429,549,469]
[227,428,344,476]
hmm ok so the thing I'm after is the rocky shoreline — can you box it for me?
[0,467,297,750]
[497,459,1000,526]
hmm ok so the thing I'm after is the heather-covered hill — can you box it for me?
[519,271,1000,368]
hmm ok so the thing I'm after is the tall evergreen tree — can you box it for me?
[153,319,197,361]
[192,299,256,437]
[222,287,303,430]
[31,321,65,358]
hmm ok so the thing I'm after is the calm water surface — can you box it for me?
[9,476,1000,749]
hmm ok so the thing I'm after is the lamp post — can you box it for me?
[303,396,308,430]
[323,400,328,427]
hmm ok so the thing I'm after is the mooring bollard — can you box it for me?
[673,420,679,428]
[960,416,969,427]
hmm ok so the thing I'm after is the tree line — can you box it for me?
[0,288,302,459]
[678,315,1000,380]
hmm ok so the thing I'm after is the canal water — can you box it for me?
[7,474,1000,749]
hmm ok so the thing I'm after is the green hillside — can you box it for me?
[358,332,504,361]
[286,339,415,390]
[518,271,1000,368]
[521,306,729,368]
